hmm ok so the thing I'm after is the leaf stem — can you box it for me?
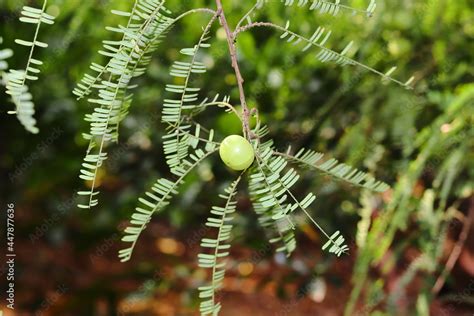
[235,21,413,88]
[209,174,242,309]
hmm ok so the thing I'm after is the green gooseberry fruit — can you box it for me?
[219,135,255,171]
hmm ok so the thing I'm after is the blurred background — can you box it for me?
[0,0,473,315]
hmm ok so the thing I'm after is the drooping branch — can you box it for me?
[234,21,414,88]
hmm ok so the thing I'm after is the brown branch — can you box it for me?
[432,196,474,295]
[215,0,252,139]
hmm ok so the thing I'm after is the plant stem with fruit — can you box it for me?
[215,0,253,139]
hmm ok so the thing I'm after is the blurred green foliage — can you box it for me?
[1,0,472,314]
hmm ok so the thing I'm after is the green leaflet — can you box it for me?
[275,20,414,87]
[198,176,241,315]
[278,148,390,192]
[235,18,414,88]
[247,125,297,256]
[119,147,217,262]
[247,123,349,257]
[161,14,217,170]
[73,0,172,100]
[249,166,297,257]
[4,1,55,134]
[321,230,349,257]
[238,0,377,30]
[281,0,377,17]
[255,145,349,257]
[163,124,218,176]
[77,1,174,209]
[76,3,220,210]
[0,37,13,73]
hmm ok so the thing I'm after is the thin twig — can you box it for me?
[215,0,252,139]
[235,21,412,88]
[432,196,474,295]
[198,101,243,121]
[234,21,275,36]
[235,1,261,30]
[174,8,216,21]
